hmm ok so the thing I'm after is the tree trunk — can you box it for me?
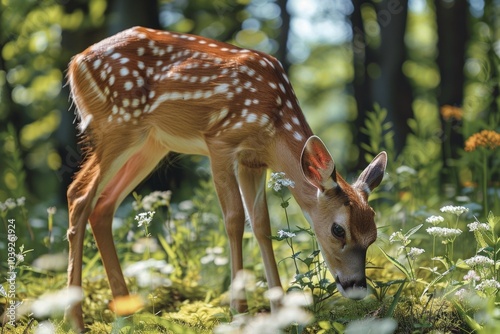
[276,0,291,73]
[107,0,160,34]
[372,0,412,155]
[351,0,372,166]
[351,0,412,164]
[436,0,467,184]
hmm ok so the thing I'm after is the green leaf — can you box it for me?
[453,300,483,331]
[405,223,423,238]
[302,256,314,267]
[0,284,7,297]
[332,321,345,333]
[473,230,488,249]
[420,265,456,298]
[378,246,412,280]
[387,279,406,318]
[158,234,177,260]
[487,211,499,231]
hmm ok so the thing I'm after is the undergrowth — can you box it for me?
[1,105,499,333]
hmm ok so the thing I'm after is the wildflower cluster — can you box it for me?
[464,129,500,152]
[426,226,462,238]
[425,215,444,225]
[216,272,312,333]
[388,224,425,281]
[464,255,494,268]
[0,197,25,212]
[135,211,155,227]
[429,206,468,265]
[467,221,490,232]
[407,247,425,260]
[463,270,480,282]
[132,190,171,211]
[455,212,500,301]
[200,246,228,266]
[440,205,469,216]
[440,105,463,121]
[267,172,295,192]
[277,230,296,239]
[384,205,475,292]
[123,258,174,288]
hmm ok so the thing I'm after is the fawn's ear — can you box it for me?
[300,136,338,192]
[355,152,387,198]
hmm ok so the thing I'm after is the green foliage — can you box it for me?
[360,104,395,164]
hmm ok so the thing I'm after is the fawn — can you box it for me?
[66,26,387,330]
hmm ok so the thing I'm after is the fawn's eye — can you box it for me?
[331,223,345,239]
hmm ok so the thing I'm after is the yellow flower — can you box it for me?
[109,294,144,316]
[440,105,463,121]
[465,130,500,152]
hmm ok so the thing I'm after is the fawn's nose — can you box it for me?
[335,276,368,300]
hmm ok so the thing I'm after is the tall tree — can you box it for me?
[351,0,413,161]
[276,0,291,73]
[107,0,160,34]
[435,0,468,183]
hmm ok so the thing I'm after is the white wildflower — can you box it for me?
[408,247,425,260]
[215,287,313,334]
[4,198,16,210]
[124,258,174,276]
[475,279,500,292]
[274,304,313,329]
[134,190,171,211]
[426,215,444,225]
[178,199,194,211]
[454,288,470,301]
[47,207,56,215]
[277,230,296,239]
[467,221,490,232]
[264,286,284,302]
[32,286,83,318]
[135,211,155,227]
[201,247,228,266]
[32,253,68,271]
[214,257,229,266]
[426,226,462,238]
[268,172,295,192]
[389,230,408,244]
[34,321,56,334]
[16,197,26,207]
[230,270,256,300]
[345,318,397,334]
[124,258,174,288]
[282,290,313,308]
[463,270,481,282]
[16,253,25,263]
[465,255,495,268]
[440,205,469,216]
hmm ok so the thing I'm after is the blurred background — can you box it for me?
[0,0,498,245]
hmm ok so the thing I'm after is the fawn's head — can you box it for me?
[300,136,387,299]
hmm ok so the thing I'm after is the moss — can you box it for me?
[165,300,229,329]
